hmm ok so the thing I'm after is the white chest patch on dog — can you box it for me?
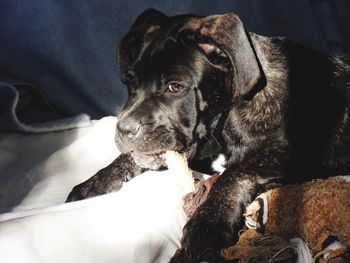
[211,154,227,174]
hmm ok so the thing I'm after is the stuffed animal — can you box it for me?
[165,151,350,262]
[222,176,350,262]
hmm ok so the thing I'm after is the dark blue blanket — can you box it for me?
[0,0,349,132]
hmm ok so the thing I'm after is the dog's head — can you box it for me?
[116,9,263,169]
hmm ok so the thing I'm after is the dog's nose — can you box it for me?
[117,118,141,138]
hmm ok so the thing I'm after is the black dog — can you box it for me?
[67,9,350,262]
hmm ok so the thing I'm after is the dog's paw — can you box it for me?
[66,174,123,202]
[181,211,235,262]
[66,180,96,202]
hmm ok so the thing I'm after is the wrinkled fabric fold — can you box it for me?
[0,81,91,133]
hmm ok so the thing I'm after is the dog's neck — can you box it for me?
[223,33,350,172]
[192,35,290,167]
[221,34,288,165]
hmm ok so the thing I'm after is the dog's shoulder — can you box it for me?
[249,32,350,93]
[250,32,349,69]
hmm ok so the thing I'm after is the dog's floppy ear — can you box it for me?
[118,9,169,84]
[181,13,263,98]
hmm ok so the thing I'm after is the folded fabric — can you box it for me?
[0,80,92,132]
[0,117,189,263]
[0,170,188,263]
[0,116,118,212]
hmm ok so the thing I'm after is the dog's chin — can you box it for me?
[131,151,166,170]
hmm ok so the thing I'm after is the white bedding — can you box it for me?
[0,117,188,263]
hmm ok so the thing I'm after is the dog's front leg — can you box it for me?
[180,167,284,263]
[66,153,143,202]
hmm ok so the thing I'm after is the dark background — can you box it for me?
[0,0,349,132]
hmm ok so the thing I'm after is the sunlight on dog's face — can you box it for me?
[115,38,228,169]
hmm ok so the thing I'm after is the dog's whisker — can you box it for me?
[209,133,223,150]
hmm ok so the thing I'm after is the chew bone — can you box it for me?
[164,150,195,194]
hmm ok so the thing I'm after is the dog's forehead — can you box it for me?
[134,38,205,88]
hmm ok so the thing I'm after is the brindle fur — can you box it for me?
[67,9,350,262]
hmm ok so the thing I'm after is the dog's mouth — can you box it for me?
[143,143,197,160]
[145,150,166,158]
[130,143,197,170]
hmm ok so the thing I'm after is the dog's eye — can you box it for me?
[165,83,184,93]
